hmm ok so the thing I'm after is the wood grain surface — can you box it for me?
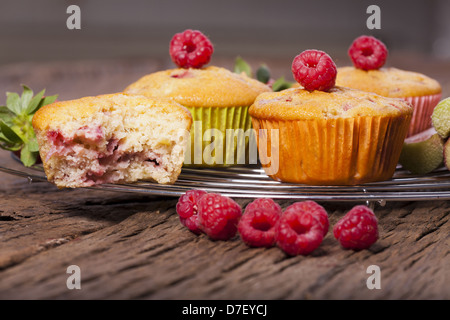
[0,56,449,300]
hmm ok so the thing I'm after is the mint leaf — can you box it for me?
[25,88,45,114]
[256,65,271,84]
[21,85,33,113]
[234,57,252,77]
[272,77,293,92]
[20,144,37,167]
[0,120,23,144]
[6,92,21,115]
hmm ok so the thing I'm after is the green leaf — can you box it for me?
[0,131,13,144]
[0,120,23,144]
[0,106,14,123]
[0,129,21,150]
[272,77,293,92]
[42,94,58,106]
[234,57,252,77]
[256,64,271,84]
[21,85,33,113]
[20,144,38,167]
[27,136,39,152]
[0,86,58,161]
[6,92,21,115]
[33,94,58,114]
[25,89,45,115]
[0,141,21,151]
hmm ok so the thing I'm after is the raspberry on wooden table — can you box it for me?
[238,199,282,248]
[244,198,282,215]
[348,35,388,70]
[291,49,337,92]
[275,201,327,256]
[169,29,214,69]
[197,193,242,241]
[176,189,208,234]
[333,205,379,250]
[298,200,329,237]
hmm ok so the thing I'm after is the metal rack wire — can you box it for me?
[2,153,450,203]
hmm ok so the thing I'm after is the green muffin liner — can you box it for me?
[183,106,257,167]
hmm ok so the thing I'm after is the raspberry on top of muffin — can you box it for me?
[124,29,271,167]
[336,35,441,136]
[249,48,413,185]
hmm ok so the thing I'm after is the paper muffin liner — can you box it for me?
[251,114,412,185]
[183,105,256,167]
[403,93,441,137]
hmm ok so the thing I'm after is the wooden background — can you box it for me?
[0,55,449,300]
[2,0,449,65]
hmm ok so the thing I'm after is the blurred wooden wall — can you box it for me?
[1,0,449,66]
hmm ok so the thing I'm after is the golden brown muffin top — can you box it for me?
[335,66,441,98]
[124,66,272,108]
[32,93,192,131]
[249,86,413,121]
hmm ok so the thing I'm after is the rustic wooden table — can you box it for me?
[0,55,449,300]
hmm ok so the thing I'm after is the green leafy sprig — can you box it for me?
[0,85,57,166]
[234,56,293,91]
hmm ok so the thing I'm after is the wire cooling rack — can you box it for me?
[2,153,450,203]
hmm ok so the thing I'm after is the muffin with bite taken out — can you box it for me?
[32,93,192,188]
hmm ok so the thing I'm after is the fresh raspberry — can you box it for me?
[348,35,388,70]
[176,189,208,234]
[197,193,242,240]
[293,200,329,237]
[275,201,326,256]
[169,29,214,69]
[238,199,282,248]
[291,49,337,92]
[333,205,379,250]
[244,198,282,215]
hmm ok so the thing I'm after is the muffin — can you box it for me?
[32,93,192,188]
[336,67,441,136]
[249,86,413,185]
[336,35,441,137]
[124,66,271,166]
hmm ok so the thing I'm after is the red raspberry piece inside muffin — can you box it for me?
[291,49,337,92]
[348,35,388,70]
[169,29,214,69]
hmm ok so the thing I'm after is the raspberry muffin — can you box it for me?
[249,50,413,185]
[125,66,270,167]
[336,35,442,137]
[32,93,192,188]
[125,30,271,167]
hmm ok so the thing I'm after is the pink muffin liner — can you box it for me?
[404,93,441,137]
